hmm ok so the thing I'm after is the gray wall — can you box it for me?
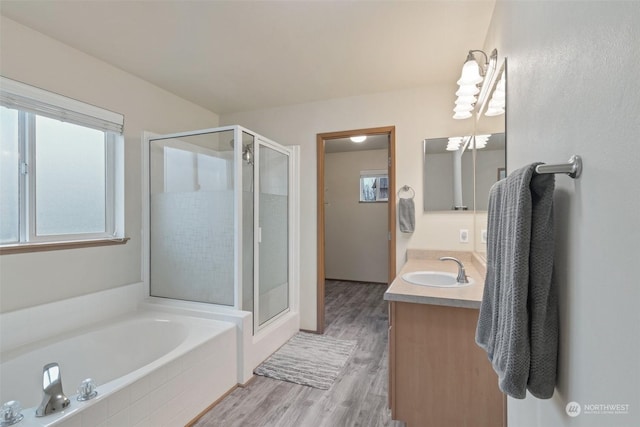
[324,149,388,283]
[487,1,640,425]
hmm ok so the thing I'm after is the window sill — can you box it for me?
[0,237,130,255]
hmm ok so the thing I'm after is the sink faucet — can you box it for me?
[439,257,469,284]
[35,363,70,417]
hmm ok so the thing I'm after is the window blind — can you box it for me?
[0,76,124,134]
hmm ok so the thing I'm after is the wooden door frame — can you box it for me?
[316,126,396,334]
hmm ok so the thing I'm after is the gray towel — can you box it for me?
[398,198,415,233]
[475,163,558,399]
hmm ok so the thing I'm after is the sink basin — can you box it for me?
[401,271,473,288]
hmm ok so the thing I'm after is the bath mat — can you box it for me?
[254,332,357,390]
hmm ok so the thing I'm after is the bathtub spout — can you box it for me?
[35,363,70,417]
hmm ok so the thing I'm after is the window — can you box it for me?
[359,170,389,202]
[0,77,124,247]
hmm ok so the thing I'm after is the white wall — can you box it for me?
[325,149,388,283]
[221,85,477,330]
[0,17,220,312]
[486,2,640,426]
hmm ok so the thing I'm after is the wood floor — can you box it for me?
[193,280,405,427]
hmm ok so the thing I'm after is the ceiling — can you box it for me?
[0,1,496,115]
[325,134,388,154]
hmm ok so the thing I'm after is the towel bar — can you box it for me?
[398,185,415,199]
[535,155,582,179]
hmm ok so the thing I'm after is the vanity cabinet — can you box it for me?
[388,301,505,427]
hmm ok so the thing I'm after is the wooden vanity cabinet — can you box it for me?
[388,301,505,427]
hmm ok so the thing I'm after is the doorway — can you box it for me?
[316,126,396,334]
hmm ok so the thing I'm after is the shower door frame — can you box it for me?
[142,126,298,333]
[252,136,295,332]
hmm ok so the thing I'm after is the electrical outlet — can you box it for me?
[459,229,469,243]
[481,229,487,244]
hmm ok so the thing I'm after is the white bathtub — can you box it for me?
[0,309,237,427]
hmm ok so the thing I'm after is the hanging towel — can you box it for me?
[398,198,415,233]
[475,163,558,399]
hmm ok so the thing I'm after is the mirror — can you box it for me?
[473,132,506,211]
[422,58,506,255]
[475,59,507,254]
[423,137,475,211]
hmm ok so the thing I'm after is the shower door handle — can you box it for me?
[258,227,262,243]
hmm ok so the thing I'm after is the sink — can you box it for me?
[401,271,473,288]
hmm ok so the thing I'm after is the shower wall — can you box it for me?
[149,130,235,305]
[148,126,292,332]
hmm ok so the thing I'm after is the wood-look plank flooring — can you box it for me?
[193,280,405,427]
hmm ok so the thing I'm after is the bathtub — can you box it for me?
[0,309,237,427]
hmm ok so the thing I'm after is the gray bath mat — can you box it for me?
[254,332,357,390]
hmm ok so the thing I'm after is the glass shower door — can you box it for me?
[149,129,236,305]
[256,140,289,328]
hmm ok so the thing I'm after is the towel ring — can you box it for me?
[398,185,415,199]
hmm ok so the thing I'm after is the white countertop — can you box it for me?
[384,251,487,309]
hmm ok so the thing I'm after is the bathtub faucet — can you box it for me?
[35,363,70,417]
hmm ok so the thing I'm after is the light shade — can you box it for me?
[485,107,505,117]
[350,135,367,143]
[453,111,472,120]
[453,104,473,113]
[456,85,480,97]
[455,95,477,105]
[457,59,483,85]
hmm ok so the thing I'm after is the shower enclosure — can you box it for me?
[147,126,294,332]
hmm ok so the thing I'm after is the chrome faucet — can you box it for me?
[439,257,469,284]
[35,363,70,417]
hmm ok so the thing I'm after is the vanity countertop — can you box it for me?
[384,250,487,309]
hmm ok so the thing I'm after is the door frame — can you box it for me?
[316,126,396,334]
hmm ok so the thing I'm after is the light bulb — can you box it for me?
[350,135,367,143]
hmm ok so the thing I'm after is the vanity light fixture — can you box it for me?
[447,136,463,151]
[350,135,367,143]
[472,134,490,149]
[447,135,491,151]
[485,71,506,116]
[453,48,498,120]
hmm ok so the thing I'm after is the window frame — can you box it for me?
[0,77,125,250]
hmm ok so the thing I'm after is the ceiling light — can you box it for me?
[350,135,367,143]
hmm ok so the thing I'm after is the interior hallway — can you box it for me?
[194,280,404,427]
